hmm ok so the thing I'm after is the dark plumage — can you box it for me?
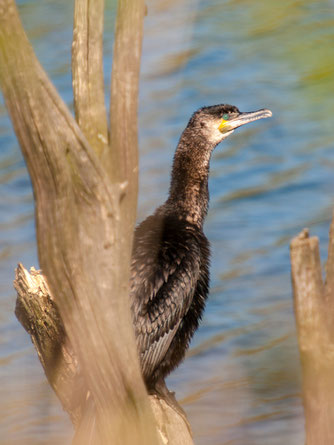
[130,104,272,395]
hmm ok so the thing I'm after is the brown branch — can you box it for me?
[72,0,108,156]
[0,1,158,443]
[14,264,82,426]
[14,265,194,444]
[2,0,194,443]
[109,0,144,182]
[105,0,145,227]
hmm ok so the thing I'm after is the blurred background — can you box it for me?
[1,0,334,443]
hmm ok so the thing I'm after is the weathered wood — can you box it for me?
[106,0,145,226]
[290,229,325,350]
[0,1,158,443]
[72,0,108,156]
[1,0,195,442]
[14,264,82,426]
[325,212,334,315]
[14,264,194,444]
[290,227,334,445]
[150,396,193,445]
[100,1,146,331]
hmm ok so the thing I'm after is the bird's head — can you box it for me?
[189,104,272,146]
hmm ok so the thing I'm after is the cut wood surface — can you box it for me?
[14,264,81,425]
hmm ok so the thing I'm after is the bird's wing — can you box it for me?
[133,239,201,378]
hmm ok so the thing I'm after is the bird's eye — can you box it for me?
[222,113,229,120]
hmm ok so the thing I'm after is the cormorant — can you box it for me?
[130,104,272,399]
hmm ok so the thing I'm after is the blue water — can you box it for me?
[1,0,334,443]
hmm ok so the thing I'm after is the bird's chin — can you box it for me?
[221,129,234,140]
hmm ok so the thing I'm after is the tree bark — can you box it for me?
[0,0,194,443]
[106,0,145,224]
[290,222,334,444]
[0,1,157,443]
[14,265,194,445]
[72,0,108,156]
[14,264,81,426]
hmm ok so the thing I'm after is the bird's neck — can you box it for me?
[165,128,216,227]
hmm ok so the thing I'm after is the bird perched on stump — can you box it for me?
[130,104,272,402]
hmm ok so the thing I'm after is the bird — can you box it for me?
[130,104,272,402]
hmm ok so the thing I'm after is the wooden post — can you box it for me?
[290,221,334,444]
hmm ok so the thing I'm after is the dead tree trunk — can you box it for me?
[290,219,334,444]
[0,0,193,443]
[14,264,193,444]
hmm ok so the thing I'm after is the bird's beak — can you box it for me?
[219,109,272,133]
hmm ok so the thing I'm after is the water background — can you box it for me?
[1,0,334,443]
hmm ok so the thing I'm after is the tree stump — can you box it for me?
[290,217,334,444]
